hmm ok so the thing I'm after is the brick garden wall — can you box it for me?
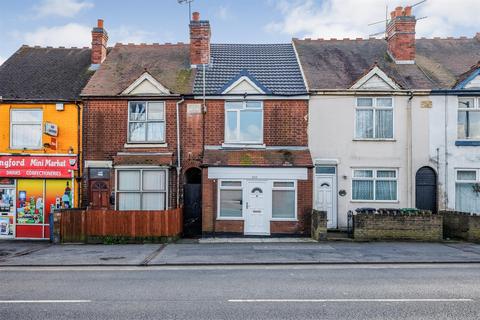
[442,211,480,242]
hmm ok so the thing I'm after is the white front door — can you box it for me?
[315,175,337,229]
[244,181,269,235]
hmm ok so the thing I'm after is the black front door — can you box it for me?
[183,183,202,237]
[415,167,437,212]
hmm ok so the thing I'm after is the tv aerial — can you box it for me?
[178,0,194,21]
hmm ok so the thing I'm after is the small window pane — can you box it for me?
[469,112,480,139]
[376,181,397,200]
[118,171,140,191]
[315,166,336,174]
[142,193,165,210]
[143,171,165,191]
[357,98,373,107]
[225,102,243,110]
[11,124,42,148]
[129,123,146,141]
[239,110,262,141]
[147,122,165,141]
[226,111,237,141]
[458,111,467,139]
[221,181,241,187]
[272,190,295,218]
[376,98,393,107]
[355,110,374,138]
[246,101,262,109]
[459,98,475,109]
[89,168,110,179]
[354,170,373,178]
[11,110,42,123]
[377,170,396,178]
[457,170,476,181]
[375,110,393,139]
[118,193,141,210]
[219,189,242,217]
[148,102,165,120]
[129,102,146,121]
[273,182,295,188]
[352,180,374,200]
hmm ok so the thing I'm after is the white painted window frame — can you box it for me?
[271,180,297,221]
[10,109,43,150]
[354,97,395,140]
[115,167,168,211]
[457,97,480,140]
[224,101,263,144]
[351,168,398,202]
[127,101,166,143]
[217,179,244,220]
[455,169,479,183]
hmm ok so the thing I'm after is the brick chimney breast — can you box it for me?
[91,19,108,66]
[189,12,211,66]
[386,6,416,64]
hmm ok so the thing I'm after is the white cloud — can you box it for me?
[110,26,156,44]
[23,23,91,47]
[216,5,230,21]
[34,0,93,18]
[266,0,480,39]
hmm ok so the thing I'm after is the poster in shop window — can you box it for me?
[16,179,44,224]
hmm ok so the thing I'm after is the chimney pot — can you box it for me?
[97,19,104,29]
[404,6,412,16]
[192,12,200,21]
[395,6,403,17]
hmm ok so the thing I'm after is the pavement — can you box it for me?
[1,263,480,319]
[1,239,480,266]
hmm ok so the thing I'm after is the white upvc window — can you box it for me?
[116,168,167,210]
[10,109,43,149]
[128,101,166,143]
[352,169,398,201]
[218,180,243,219]
[225,101,263,144]
[458,97,480,140]
[455,169,480,213]
[355,97,394,139]
[272,181,296,220]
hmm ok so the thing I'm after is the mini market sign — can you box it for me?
[0,155,78,178]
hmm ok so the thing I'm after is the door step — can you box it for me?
[326,231,352,241]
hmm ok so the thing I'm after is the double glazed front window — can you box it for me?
[455,169,480,212]
[128,101,165,143]
[225,101,263,143]
[272,181,296,219]
[355,97,393,139]
[117,169,167,210]
[10,109,43,149]
[458,97,480,140]
[218,181,243,218]
[352,169,397,201]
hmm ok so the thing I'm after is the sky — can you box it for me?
[0,0,479,66]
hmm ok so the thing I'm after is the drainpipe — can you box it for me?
[407,91,413,207]
[444,94,448,210]
[74,100,82,208]
[176,98,185,209]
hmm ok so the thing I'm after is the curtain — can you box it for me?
[352,180,374,200]
[147,122,165,141]
[456,183,480,213]
[355,110,373,138]
[118,193,141,210]
[142,171,165,191]
[142,193,165,210]
[376,180,397,200]
[375,110,393,139]
[118,171,140,191]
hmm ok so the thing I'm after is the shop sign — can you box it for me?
[0,156,78,179]
[45,122,58,137]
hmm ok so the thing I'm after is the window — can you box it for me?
[458,97,480,140]
[218,180,243,218]
[116,169,167,210]
[10,109,43,149]
[272,181,296,219]
[355,97,393,139]
[225,101,263,143]
[315,166,336,174]
[455,169,480,212]
[352,169,397,201]
[128,101,165,143]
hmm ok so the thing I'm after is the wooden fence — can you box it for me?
[57,208,183,243]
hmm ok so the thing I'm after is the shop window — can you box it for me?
[218,180,243,218]
[458,97,480,140]
[455,169,480,212]
[272,181,296,219]
[128,101,165,143]
[116,169,167,210]
[10,109,43,149]
[352,169,397,201]
[355,97,393,139]
[225,101,263,144]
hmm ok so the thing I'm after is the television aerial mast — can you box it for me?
[178,0,194,21]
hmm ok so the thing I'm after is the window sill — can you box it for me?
[221,143,266,149]
[271,218,298,222]
[352,139,396,142]
[9,147,43,151]
[455,140,480,146]
[124,143,168,148]
[350,200,399,204]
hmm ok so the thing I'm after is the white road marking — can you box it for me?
[228,298,474,303]
[0,300,91,304]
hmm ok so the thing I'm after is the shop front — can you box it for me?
[0,155,78,239]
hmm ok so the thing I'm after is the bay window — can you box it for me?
[10,109,43,149]
[352,169,397,201]
[355,97,393,139]
[455,169,480,213]
[128,101,165,143]
[218,181,243,218]
[117,169,167,210]
[272,181,296,219]
[458,97,480,140]
[225,101,263,144]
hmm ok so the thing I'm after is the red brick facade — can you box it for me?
[189,12,211,65]
[387,6,416,62]
[91,19,108,65]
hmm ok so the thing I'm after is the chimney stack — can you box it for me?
[91,19,108,66]
[189,12,211,65]
[386,6,416,64]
